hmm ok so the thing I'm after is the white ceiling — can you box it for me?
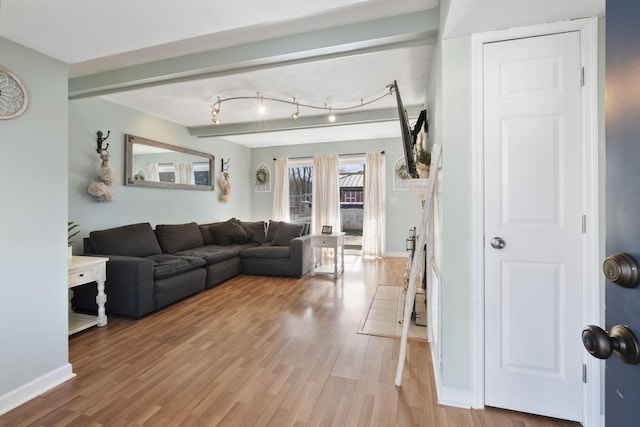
[0,0,604,148]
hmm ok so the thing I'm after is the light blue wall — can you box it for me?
[251,138,421,254]
[0,38,70,402]
[68,98,251,253]
[440,35,473,392]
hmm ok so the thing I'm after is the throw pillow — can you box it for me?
[271,222,305,246]
[233,219,255,241]
[301,222,311,235]
[155,222,204,253]
[210,220,247,245]
[243,220,266,244]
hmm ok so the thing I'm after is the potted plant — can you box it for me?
[415,147,431,178]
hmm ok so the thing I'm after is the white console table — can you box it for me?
[68,255,108,335]
[310,232,345,278]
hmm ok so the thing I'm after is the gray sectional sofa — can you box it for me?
[73,219,312,319]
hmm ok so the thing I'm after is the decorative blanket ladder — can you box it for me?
[395,143,441,386]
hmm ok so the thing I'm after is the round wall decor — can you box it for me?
[0,65,29,120]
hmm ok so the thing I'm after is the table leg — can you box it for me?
[334,244,338,278]
[96,280,107,327]
[340,238,345,274]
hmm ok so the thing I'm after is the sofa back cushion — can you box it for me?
[89,223,162,257]
[210,220,248,245]
[199,223,216,245]
[155,222,204,253]
[271,222,305,246]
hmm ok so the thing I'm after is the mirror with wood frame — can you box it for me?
[124,134,215,191]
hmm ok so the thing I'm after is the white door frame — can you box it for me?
[470,18,601,427]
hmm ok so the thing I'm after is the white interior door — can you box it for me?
[483,32,583,421]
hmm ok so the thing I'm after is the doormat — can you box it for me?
[356,284,426,342]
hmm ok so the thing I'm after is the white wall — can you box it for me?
[250,138,422,254]
[68,98,252,253]
[0,37,72,413]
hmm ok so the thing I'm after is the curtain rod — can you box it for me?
[273,151,385,161]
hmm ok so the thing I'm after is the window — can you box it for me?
[288,159,313,223]
[339,160,365,250]
[287,156,366,251]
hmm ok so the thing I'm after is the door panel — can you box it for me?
[484,32,583,421]
[605,1,640,425]
[501,115,561,224]
[500,261,562,373]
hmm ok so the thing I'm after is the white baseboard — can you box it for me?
[0,364,75,416]
[431,343,473,409]
[438,387,473,409]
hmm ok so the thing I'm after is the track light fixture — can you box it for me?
[210,84,396,125]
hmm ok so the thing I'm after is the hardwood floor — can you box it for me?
[1,256,579,426]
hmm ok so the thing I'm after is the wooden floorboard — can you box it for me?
[0,256,580,426]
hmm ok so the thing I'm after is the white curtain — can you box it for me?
[147,163,159,182]
[362,152,386,258]
[174,162,193,184]
[312,154,341,234]
[272,158,290,221]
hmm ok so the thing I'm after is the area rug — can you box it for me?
[356,284,427,342]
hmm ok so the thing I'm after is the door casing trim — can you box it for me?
[470,18,601,427]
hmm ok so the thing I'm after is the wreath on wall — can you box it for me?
[255,167,269,185]
[395,162,411,180]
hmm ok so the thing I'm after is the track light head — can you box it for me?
[328,108,336,123]
[211,97,221,116]
[291,101,300,119]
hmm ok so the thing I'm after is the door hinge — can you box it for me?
[582,363,587,383]
[582,215,587,233]
[580,67,585,87]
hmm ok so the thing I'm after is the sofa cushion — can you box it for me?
[90,223,162,257]
[271,222,305,246]
[199,223,217,245]
[210,220,247,245]
[242,220,266,244]
[155,222,204,254]
[146,254,206,279]
[240,245,291,259]
[176,245,243,265]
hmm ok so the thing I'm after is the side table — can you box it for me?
[310,232,345,278]
[68,255,108,335]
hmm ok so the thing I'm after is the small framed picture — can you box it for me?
[321,225,333,234]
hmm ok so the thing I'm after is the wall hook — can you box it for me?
[96,130,110,153]
[221,158,230,173]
